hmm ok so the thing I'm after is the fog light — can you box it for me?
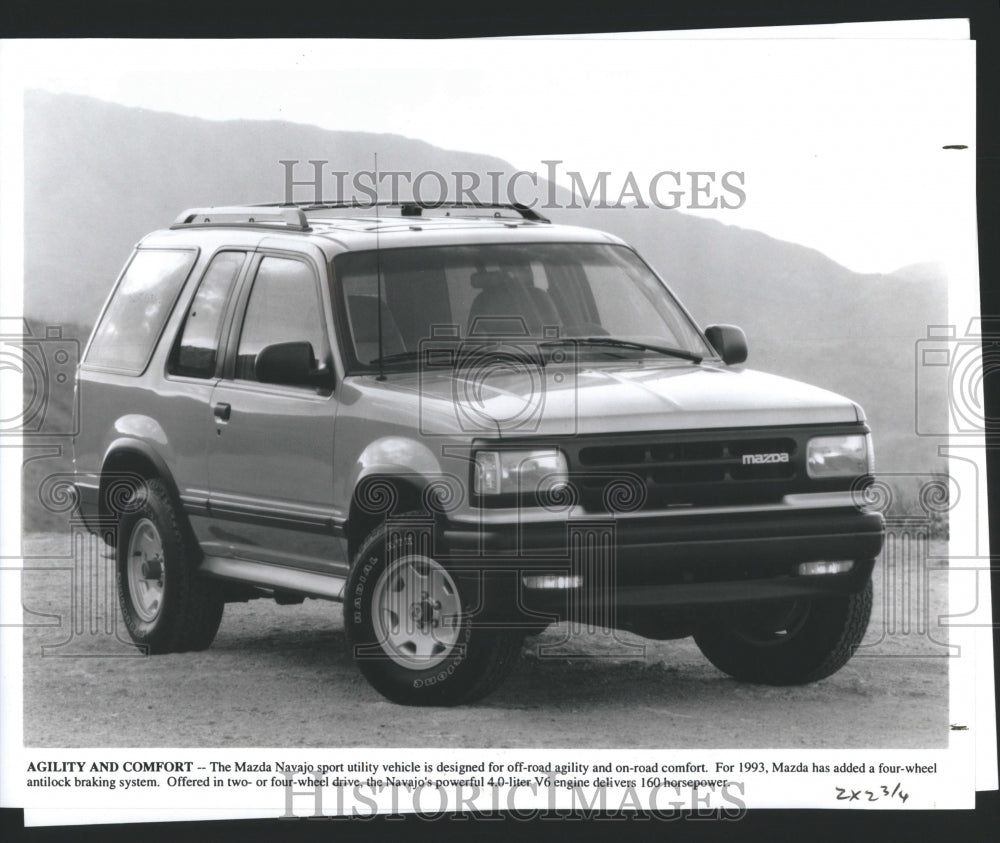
[522,574,583,590]
[798,560,854,576]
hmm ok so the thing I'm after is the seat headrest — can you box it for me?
[470,269,513,289]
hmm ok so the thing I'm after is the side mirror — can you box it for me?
[704,324,747,365]
[255,341,333,389]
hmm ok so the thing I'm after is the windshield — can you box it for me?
[332,243,714,371]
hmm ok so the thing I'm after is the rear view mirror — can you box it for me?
[704,324,747,365]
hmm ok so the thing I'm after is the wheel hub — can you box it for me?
[126,518,166,624]
[141,558,163,580]
[372,555,462,670]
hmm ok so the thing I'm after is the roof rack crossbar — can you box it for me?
[249,200,550,224]
[171,206,310,231]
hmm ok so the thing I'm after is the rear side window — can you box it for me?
[168,251,246,378]
[86,249,197,373]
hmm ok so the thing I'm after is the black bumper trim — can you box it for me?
[438,507,884,612]
[444,508,883,557]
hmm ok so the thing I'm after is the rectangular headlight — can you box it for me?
[474,449,568,496]
[806,434,872,479]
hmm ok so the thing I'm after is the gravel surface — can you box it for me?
[20,530,949,748]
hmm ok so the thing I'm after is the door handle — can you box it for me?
[213,402,231,422]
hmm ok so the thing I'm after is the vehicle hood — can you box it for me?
[360,360,862,437]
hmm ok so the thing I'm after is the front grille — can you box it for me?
[556,426,860,513]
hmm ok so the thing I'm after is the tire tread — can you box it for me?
[118,478,223,654]
[345,515,523,706]
[693,579,873,685]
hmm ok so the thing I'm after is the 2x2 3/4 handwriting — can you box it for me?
[835,783,909,803]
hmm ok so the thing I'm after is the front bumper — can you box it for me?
[438,506,884,619]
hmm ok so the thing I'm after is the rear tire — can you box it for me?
[116,478,224,654]
[693,578,872,685]
[344,516,523,706]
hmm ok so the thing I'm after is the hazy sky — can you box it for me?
[0,29,976,274]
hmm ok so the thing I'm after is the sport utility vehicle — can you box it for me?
[73,202,884,705]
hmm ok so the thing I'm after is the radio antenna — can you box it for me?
[374,153,386,381]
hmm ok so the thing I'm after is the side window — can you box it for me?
[235,256,328,382]
[86,249,197,373]
[168,251,246,378]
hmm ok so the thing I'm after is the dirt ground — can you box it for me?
[19,530,950,748]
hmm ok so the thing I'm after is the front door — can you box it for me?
[206,251,344,573]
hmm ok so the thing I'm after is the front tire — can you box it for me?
[693,579,872,685]
[116,478,224,654]
[344,517,523,706]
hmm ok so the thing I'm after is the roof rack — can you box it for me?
[171,206,310,231]
[250,200,550,224]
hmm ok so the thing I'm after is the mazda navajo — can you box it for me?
[73,202,884,705]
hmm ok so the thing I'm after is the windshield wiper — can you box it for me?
[371,344,550,368]
[540,337,702,363]
[372,338,702,368]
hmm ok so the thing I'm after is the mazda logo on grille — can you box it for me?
[741,452,790,464]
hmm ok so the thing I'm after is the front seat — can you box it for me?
[466,269,556,337]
